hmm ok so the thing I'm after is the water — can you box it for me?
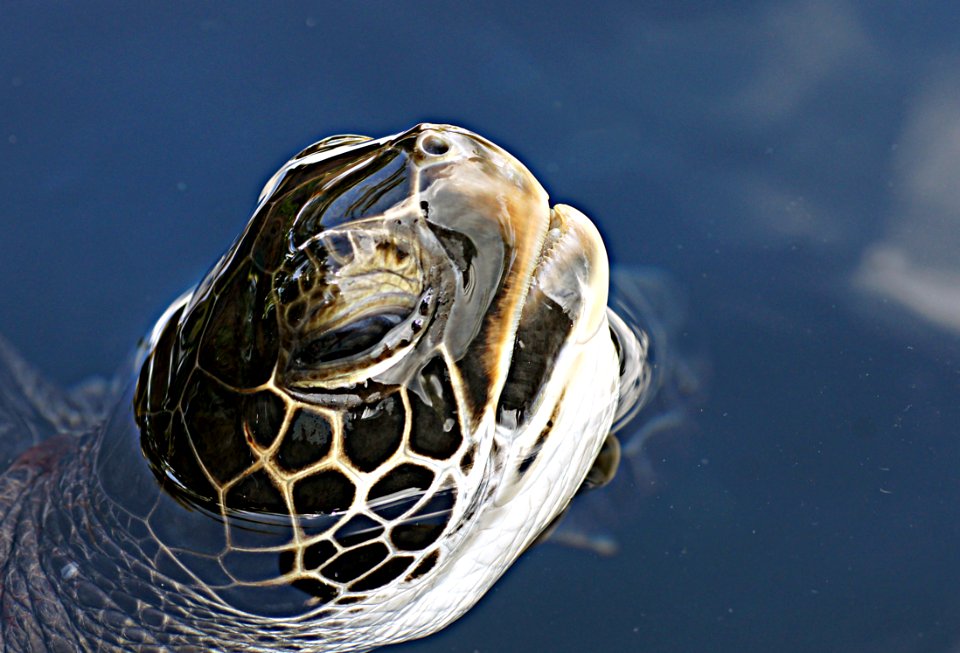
[2,3,959,651]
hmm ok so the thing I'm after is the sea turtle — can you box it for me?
[0,124,652,652]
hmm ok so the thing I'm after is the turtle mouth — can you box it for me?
[528,202,610,343]
[493,200,611,430]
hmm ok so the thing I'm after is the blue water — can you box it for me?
[2,3,960,651]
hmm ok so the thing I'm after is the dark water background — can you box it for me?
[3,3,960,652]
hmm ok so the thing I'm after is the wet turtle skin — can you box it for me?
[0,124,650,651]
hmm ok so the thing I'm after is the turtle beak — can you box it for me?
[536,203,610,345]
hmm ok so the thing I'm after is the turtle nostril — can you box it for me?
[419,134,449,156]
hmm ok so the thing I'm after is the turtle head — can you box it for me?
[130,124,637,639]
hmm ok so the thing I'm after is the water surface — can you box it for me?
[2,3,959,651]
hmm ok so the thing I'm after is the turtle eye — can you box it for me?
[292,312,405,367]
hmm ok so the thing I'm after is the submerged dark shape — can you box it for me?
[0,124,652,652]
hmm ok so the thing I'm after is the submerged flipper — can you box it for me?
[580,432,622,491]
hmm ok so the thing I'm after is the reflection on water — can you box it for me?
[856,246,960,334]
[854,70,960,337]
